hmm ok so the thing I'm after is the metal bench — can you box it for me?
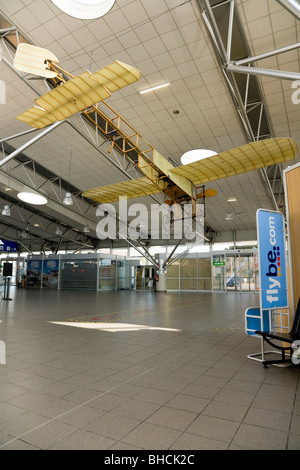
[255,298,300,368]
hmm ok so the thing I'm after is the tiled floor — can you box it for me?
[0,288,299,450]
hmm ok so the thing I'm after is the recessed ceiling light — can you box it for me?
[181,149,217,165]
[50,0,115,19]
[139,82,170,95]
[17,188,48,205]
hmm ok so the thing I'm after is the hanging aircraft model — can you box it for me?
[14,43,298,214]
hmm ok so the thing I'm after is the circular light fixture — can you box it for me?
[50,0,115,19]
[17,188,48,205]
[181,149,217,165]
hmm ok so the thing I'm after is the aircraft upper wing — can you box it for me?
[82,176,163,204]
[169,138,298,185]
[16,61,141,128]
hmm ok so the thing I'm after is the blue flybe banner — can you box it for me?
[257,209,288,309]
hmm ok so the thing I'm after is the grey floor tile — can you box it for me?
[122,422,182,450]
[7,390,55,411]
[223,378,261,394]
[1,439,40,450]
[20,420,78,449]
[56,405,104,427]
[84,412,141,441]
[112,397,160,420]
[215,389,256,407]
[186,414,240,443]
[134,388,176,406]
[49,429,116,450]
[170,432,228,450]
[251,393,295,414]
[0,411,49,438]
[110,441,143,450]
[0,402,27,423]
[244,407,291,432]
[231,423,288,450]
[146,406,197,431]
[290,412,300,434]
[181,383,220,400]
[166,394,210,413]
[202,400,248,422]
[287,433,300,450]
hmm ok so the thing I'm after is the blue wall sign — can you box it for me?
[0,239,17,253]
[257,209,288,310]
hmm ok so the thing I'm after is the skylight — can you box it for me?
[50,0,115,19]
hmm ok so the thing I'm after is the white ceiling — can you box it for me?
[0,0,299,250]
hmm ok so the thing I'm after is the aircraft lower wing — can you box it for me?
[82,137,298,204]
[169,138,298,185]
[82,177,163,204]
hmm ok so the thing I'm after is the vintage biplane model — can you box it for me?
[14,44,298,212]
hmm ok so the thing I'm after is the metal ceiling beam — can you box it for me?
[0,172,98,231]
[0,121,64,168]
[276,0,300,20]
[227,63,300,81]
[197,0,300,215]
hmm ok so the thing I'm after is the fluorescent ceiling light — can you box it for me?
[227,197,237,202]
[50,0,115,19]
[139,82,170,95]
[181,149,217,165]
[17,188,48,205]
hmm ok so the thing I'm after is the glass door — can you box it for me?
[226,254,256,292]
[213,255,225,291]
[239,255,256,292]
[226,255,241,292]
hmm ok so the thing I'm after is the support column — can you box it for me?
[156,268,167,292]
